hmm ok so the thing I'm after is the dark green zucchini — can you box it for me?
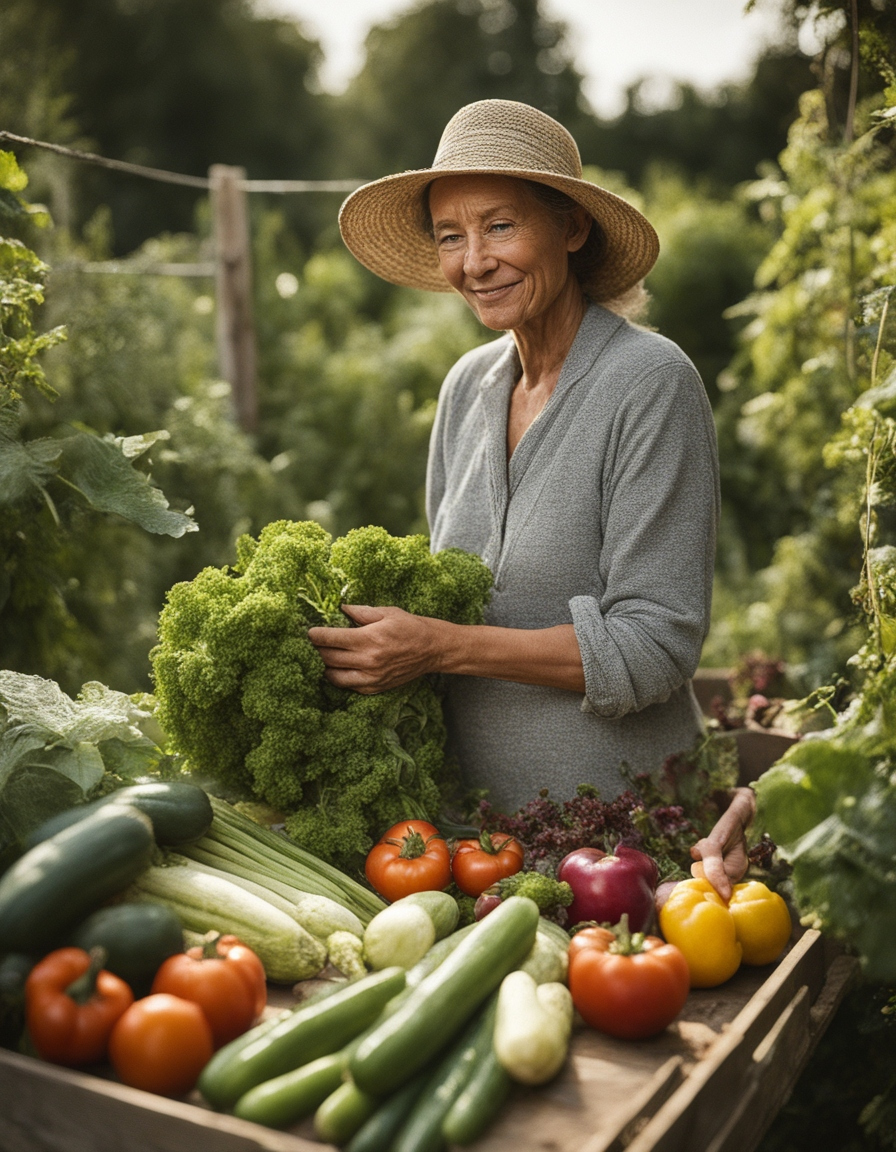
[0,953,32,1051]
[0,805,155,953]
[25,781,213,850]
[68,902,184,996]
[441,1002,511,1145]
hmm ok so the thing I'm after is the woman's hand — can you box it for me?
[308,605,445,693]
[689,787,757,902]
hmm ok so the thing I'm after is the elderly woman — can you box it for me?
[309,99,754,897]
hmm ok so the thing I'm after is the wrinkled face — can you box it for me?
[427,173,588,332]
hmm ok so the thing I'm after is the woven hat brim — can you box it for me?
[339,167,659,301]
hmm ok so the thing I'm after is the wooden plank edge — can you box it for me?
[704,950,860,1152]
[703,985,812,1152]
[0,1046,326,1152]
[577,1057,685,1152]
[620,931,828,1152]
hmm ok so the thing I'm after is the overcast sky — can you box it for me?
[258,0,808,117]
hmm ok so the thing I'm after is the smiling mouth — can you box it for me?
[471,282,519,298]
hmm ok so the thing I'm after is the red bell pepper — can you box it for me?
[25,946,134,1066]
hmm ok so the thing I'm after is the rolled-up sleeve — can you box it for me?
[570,361,719,719]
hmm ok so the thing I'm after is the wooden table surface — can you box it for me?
[0,926,857,1152]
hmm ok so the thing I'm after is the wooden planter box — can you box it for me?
[0,927,857,1152]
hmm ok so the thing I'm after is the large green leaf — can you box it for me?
[785,779,896,981]
[753,736,875,847]
[0,187,28,220]
[0,430,63,503]
[0,674,169,860]
[0,672,149,746]
[57,430,197,537]
[0,732,105,865]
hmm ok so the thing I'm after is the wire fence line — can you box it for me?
[0,130,366,193]
[54,260,217,277]
[1,129,366,432]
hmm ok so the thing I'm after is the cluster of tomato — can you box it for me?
[364,819,523,903]
[25,934,266,1095]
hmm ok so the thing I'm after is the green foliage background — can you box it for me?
[1,0,809,695]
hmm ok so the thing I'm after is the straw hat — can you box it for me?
[338,99,659,301]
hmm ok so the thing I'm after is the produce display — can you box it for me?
[150,521,493,872]
[0,752,801,1146]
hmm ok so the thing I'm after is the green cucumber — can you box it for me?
[392,1005,495,1152]
[314,1080,379,1146]
[233,1052,346,1128]
[68,903,184,997]
[349,896,539,1096]
[25,781,213,849]
[405,924,477,988]
[339,924,480,1067]
[345,1072,430,1152]
[199,965,406,1109]
[441,1045,511,1145]
[0,805,155,953]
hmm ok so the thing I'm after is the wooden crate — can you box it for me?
[0,928,857,1152]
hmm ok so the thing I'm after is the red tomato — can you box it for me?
[568,924,690,1040]
[109,994,214,1096]
[151,934,266,1047]
[365,819,451,902]
[451,832,524,898]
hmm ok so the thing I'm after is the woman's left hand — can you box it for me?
[308,605,444,693]
[689,787,757,902]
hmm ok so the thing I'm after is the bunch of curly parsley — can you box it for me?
[151,521,492,872]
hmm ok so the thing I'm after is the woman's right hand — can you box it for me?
[308,605,446,693]
[689,787,757,901]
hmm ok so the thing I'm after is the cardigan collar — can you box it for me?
[477,304,626,520]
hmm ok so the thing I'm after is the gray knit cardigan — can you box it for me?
[426,303,720,813]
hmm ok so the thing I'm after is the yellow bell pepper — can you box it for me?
[728,881,792,966]
[658,879,742,988]
[659,878,793,987]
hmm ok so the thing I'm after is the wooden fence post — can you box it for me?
[209,164,257,433]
